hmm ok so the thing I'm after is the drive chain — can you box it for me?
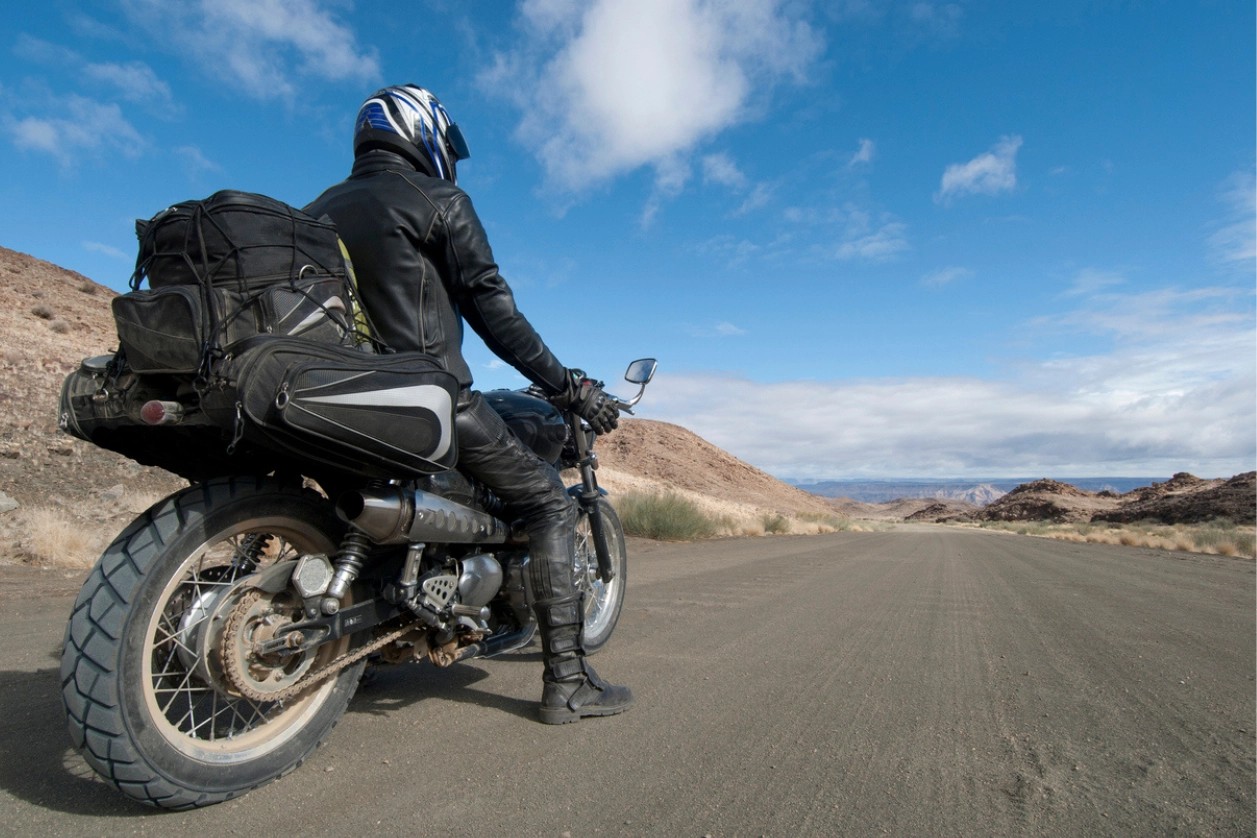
[220,589,417,705]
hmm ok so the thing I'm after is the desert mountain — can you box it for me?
[913,473,1255,526]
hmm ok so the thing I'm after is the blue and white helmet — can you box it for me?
[353,85,470,183]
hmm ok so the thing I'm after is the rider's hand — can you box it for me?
[558,369,619,434]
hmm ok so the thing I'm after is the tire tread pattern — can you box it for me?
[58,475,336,809]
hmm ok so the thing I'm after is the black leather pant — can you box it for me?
[453,390,573,529]
[455,392,583,674]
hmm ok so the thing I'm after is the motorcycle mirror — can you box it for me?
[624,358,657,385]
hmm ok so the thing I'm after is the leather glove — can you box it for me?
[556,369,619,434]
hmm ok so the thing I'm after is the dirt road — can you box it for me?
[1,528,1253,836]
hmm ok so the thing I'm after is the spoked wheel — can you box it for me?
[573,498,627,653]
[60,476,365,810]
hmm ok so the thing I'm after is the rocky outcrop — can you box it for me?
[1094,472,1255,525]
[974,479,1119,523]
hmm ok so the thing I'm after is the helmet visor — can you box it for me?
[446,122,470,161]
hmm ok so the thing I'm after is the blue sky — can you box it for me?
[2,1,1253,480]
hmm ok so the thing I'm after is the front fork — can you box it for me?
[567,415,615,583]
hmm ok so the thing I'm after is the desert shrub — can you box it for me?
[761,513,790,534]
[1189,521,1255,557]
[49,319,71,334]
[972,517,1254,559]
[798,511,851,531]
[616,491,720,541]
[78,280,98,295]
[21,507,98,566]
[31,303,55,320]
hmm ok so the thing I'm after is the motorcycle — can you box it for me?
[59,356,657,810]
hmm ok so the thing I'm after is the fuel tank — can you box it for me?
[483,390,567,466]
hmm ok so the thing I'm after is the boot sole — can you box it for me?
[538,700,633,725]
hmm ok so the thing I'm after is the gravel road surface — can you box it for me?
[1,527,1253,836]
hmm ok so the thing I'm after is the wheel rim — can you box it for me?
[140,515,350,761]
[574,512,620,639]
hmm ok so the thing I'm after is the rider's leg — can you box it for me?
[454,392,633,723]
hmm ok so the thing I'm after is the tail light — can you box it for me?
[140,400,185,426]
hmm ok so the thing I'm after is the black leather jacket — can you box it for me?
[305,150,568,394]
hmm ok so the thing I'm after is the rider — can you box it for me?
[305,85,632,725]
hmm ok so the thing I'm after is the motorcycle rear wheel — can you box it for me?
[575,498,627,653]
[59,475,365,810]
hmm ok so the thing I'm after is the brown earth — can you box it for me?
[0,247,189,565]
[0,244,1251,568]
[593,418,839,519]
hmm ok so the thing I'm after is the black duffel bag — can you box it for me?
[205,337,459,480]
[112,191,361,376]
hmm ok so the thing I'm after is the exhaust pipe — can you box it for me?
[337,485,509,545]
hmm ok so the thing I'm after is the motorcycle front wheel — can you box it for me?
[59,475,365,810]
[574,498,627,653]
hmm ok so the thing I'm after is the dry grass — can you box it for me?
[4,489,172,569]
[606,482,883,541]
[18,507,103,567]
[973,519,1255,559]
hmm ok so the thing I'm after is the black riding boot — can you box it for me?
[529,516,634,725]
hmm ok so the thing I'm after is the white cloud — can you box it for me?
[174,144,220,174]
[8,95,145,165]
[936,134,1023,204]
[688,321,748,338]
[782,202,910,263]
[641,155,692,228]
[120,0,380,98]
[486,0,823,191]
[835,221,908,261]
[83,241,129,260]
[909,2,963,39]
[694,233,761,267]
[848,137,875,167]
[13,35,79,65]
[702,153,748,189]
[644,284,1256,479]
[14,35,175,111]
[735,182,774,216]
[1064,267,1126,296]
[84,61,175,108]
[921,266,971,288]
[1208,169,1256,268]
[832,207,908,261]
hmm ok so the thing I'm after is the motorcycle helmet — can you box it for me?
[353,84,470,183]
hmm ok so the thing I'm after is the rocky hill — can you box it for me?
[593,418,839,520]
[906,473,1255,526]
[1094,472,1256,525]
[0,248,188,521]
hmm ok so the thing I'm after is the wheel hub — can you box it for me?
[219,590,316,699]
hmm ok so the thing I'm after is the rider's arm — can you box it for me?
[436,191,569,395]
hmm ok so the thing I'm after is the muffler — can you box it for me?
[337,484,509,545]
